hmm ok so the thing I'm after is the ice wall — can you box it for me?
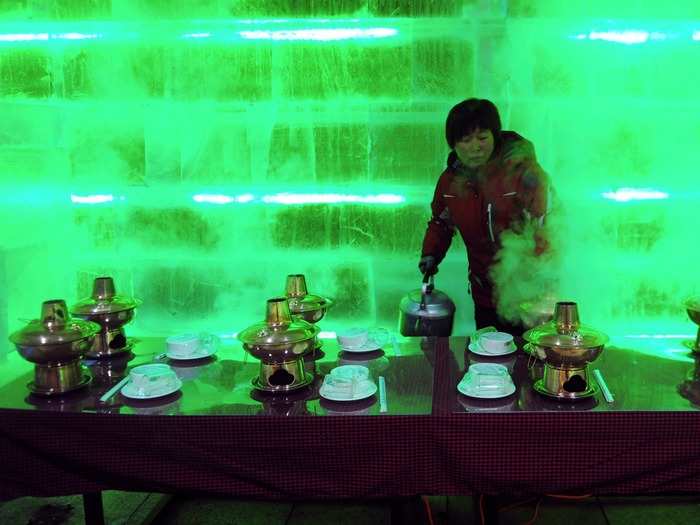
[1,1,699,348]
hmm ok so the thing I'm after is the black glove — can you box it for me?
[418,255,438,276]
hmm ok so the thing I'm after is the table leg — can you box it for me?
[82,492,105,525]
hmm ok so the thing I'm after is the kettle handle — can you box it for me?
[421,273,434,293]
[420,274,434,310]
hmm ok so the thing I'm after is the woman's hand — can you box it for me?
[418,256,438,275]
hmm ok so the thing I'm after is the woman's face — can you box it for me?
[454,128,494,169]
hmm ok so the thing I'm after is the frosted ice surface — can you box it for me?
[0,14,699,348]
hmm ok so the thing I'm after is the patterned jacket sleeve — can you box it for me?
[421,172,455,264]
[502,135,550,254]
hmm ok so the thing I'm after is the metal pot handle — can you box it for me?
[420,273,434,310]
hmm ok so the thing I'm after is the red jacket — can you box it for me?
[421,131,549,308]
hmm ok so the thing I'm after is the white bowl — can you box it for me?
[166,333,200,357]
[477,331,514,354]
[337,328,369,349]
[129,364,179,395]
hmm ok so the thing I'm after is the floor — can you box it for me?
[1,492,699,525]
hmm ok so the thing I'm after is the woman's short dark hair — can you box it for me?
[445,98,502,149]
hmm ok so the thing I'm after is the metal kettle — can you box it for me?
[398,274,455,337]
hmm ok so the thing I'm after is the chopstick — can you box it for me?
[378,376,388,413]
[592,369,614,403]
[99,376,130,403]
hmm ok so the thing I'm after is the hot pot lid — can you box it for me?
[71,277,140,315]
[287,293,333,315]
[524,322,608,349]
[238,297,320,347]
[10,299,100,347]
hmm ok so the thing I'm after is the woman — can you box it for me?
[418,98,549,335]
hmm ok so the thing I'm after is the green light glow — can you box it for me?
[612,339,696,363]
[568,25,700,44]
[182,33,211,40]
[70,194,115,204]
[193,192,404,205]
[623,333,694,340]
[601,188,670,202]
[0,33,48,42]
[5,22,700,47]
[238,27,398,42]
[192,193,253,204]
[6,188,412,207]
[261,193,405,205]
[55,32,101,41]
[575,30,653,44]
[0,20,402,46]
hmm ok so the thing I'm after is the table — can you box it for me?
[429,337,700,496]
[2,336,700,514]
[0,337,434,502]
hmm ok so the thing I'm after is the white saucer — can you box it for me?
[166,346,217,361]
[121,378,183,400]
[457,380,516,399]
[319,382,378,402]
[468,341,517,357]
[340,339,383,353]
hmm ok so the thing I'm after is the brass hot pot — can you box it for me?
[71,276,140,358]
[238,297,319,393]
[10,299,100,395]
[524,301,608,401]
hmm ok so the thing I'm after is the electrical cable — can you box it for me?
[596,496,611,525]
[545,493,592,500]
[522,496,543,525]
[125,493,151,524]
[421,496,436,525]
[499,497,538,513]
[283,503,295,525]
[485,493,595,525]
